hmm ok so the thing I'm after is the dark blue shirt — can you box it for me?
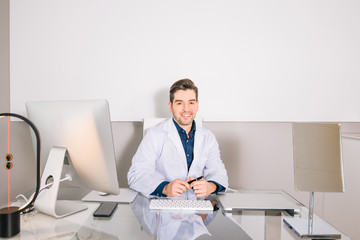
[150,119,224,197]
[173,119,196,170]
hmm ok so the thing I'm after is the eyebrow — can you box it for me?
[174,99,197,102]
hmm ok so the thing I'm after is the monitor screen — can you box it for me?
[26,100,120,196]
[292,123,345,192]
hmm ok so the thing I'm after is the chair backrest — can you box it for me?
[142,117,203,137]
[142,118,167,136]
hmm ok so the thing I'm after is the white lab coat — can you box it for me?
[127,118,229,198]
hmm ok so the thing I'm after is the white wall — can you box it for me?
[9,0,360,122]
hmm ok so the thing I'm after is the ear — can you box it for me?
[168,101,173,113]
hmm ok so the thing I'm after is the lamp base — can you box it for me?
[0,207,20,238]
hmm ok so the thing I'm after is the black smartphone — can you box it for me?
[93,202,118,218]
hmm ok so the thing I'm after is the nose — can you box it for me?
[183,103,190,111]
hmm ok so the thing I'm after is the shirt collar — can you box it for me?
[172,118,196,137]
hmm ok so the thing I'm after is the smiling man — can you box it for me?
[127,79,228,199]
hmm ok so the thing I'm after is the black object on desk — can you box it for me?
[93,202,118,218]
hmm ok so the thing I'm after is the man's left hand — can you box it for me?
[189,177,217,198]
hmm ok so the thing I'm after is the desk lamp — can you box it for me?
[283,123,344,239]
[0,113,41,238]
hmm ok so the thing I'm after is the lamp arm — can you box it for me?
[0,113,41,213]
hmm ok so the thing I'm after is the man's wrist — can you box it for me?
[208,182,217,194]
[208,180,225,194]
[162,183,169,196]
[151,181,169,197]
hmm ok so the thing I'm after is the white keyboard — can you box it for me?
[149,199,213,211]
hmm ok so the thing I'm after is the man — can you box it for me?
[128,79,228,198]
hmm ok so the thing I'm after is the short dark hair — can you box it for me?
[169,79,198,103]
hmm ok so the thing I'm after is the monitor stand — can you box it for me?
[283,192,341,239]
[34,147,88,218]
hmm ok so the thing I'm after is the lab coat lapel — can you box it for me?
[166,119,188,170]
[190,126,204,174]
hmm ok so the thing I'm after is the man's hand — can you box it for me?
[189,177,217,198]
[163,179,190,197]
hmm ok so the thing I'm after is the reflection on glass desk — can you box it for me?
[2,190,350,240]
[130,194,251,240]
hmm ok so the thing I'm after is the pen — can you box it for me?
[188,176,203,185]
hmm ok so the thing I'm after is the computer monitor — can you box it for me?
[292,123,345,193]
[26,100,120,218]
[283,122,345,239]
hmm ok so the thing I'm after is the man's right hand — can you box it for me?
[162,179,190,197]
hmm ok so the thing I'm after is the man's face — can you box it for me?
[169,89,199,130]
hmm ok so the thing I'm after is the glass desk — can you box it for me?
[1,191,350,240]
[227,209,351,240]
